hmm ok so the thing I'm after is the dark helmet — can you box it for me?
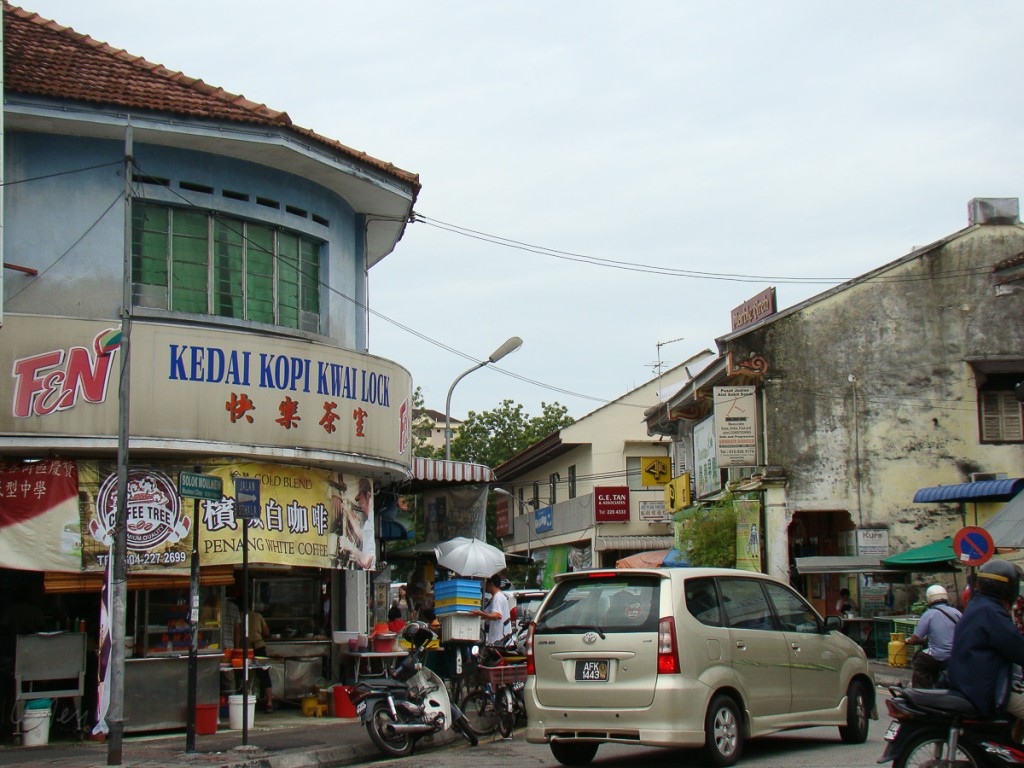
[976,559,1022,601]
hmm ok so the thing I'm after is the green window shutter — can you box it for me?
[277,231,300,329]
[246,224,276,324]
[131,203,169,288]
[299,238,320,315]
[213,219,244,319]
[171,209,209,314]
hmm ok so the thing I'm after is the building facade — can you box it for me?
[646,198,1024,616]
[0,5,419,726]
[494,364,699,579]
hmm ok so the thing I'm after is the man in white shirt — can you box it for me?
[472,575,511,645]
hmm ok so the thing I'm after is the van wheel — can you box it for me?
[839,680,870,744]
[549,740,598,766]
[704,694,743,767]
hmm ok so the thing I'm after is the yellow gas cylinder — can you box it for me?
[888,632,909,668]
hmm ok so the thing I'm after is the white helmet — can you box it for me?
[926,585,948,605]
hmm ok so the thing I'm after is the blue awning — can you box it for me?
[913,478,1024,503]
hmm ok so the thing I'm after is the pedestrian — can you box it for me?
[835,587,857,615]
[471,575,511,645]
[905,584,961,688]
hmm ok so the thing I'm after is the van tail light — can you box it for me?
[526,622,536,676]
[657,617,680,675]
[511,606,518,621]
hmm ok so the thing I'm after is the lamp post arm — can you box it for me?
[444,360,487,461]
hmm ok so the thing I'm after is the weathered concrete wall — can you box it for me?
[725,225,1024,555]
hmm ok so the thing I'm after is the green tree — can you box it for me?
[410,386,443,458]
[678,494,737,567]
[450,399,574,468]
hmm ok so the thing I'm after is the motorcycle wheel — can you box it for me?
[498,686,516,738]
[453,713,480,747]
[893,731,983,768]
[366,701,415,758]
[460,690,500,736]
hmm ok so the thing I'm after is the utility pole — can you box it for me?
[107,122,133,766]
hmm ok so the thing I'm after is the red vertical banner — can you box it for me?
[0,458,82,572]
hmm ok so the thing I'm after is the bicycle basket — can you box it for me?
[479,664,527,686]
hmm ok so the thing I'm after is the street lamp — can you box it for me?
[493,487,534,560]
[444,336,523,461]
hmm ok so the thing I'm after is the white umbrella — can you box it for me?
[433,537,506,578]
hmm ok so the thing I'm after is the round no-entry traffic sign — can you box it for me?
[953,526,995,566]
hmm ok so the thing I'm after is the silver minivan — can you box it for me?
[525,567,876,767]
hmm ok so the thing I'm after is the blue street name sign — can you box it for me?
[178,471,223,501]
[233,477,262,521]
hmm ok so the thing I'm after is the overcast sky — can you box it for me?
[22,1,1024,421]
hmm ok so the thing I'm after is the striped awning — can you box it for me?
[411,457,495,484]
[913,478,1024,503]
[596,535,675,552]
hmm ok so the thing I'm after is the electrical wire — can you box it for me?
[128,160,620,407]
[413,213,996,286]
[0,160,123,188]
[4,190,125,305]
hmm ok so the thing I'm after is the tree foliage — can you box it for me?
[678,494,737,568]
[410,387,443,458]
[450,399,574,469]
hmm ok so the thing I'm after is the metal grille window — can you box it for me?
[132,202,322,332]
[567,465,577,499]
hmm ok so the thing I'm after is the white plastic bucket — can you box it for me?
[228,695,256,730]
[22,708,52,747]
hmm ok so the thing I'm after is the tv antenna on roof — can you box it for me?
[650,337,685,377]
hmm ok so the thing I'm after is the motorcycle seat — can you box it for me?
[901,687,980,716]
[356,677,409,691]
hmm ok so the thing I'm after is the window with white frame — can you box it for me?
[132,202,322,332]
[626,456,643,491]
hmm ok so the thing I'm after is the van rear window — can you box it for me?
[535,576,660,634]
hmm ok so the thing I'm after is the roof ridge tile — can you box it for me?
[5,2,389,176]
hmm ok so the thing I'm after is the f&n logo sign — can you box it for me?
[11,328,120,417]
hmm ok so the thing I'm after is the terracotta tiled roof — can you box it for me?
[2,3,420,190]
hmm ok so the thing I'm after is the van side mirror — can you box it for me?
[824,615,843,633]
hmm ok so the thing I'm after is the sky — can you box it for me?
[20,1,1024,421]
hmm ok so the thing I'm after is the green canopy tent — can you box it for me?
[882,537,959,572]
[882,536,961,611]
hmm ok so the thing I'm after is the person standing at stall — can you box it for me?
[471,576,511,645]
[237,604,274,713]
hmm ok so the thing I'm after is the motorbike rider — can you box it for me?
[904,584,961,688]
[946,559,1024,731]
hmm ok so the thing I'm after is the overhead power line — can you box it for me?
[412,213,992,286]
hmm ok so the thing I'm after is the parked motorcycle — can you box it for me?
[880,685,1024,767]
[350,621,478,757]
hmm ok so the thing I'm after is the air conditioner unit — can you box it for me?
[971,472,1008,482]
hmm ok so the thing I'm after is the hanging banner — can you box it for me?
[714,386,758,467]
[203,462,375,570]
[734,496,762,572]
[0,458,83,572]
[79,461,193,572]
[76,460,376,571]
